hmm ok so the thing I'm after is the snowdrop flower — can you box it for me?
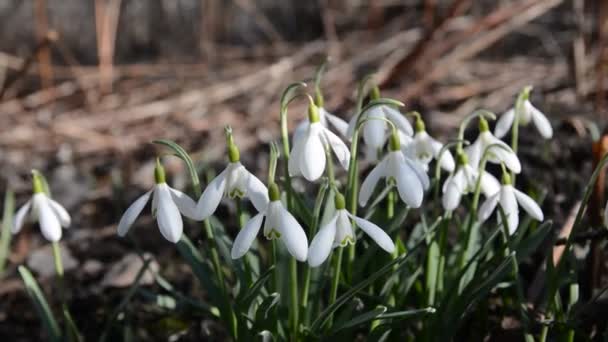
[308,193,394,267]
[359,130,430,208]
[478,173,543,235]
[442,153,500,211]
[293,94,349,139]
[465,117,521,173]
[346,87,414,160]
[403,115,455,172]
[231,183,308,261]
[289,99,350,181]
[495,99,553,139]
[117,159,198,243]
[13,170,71,242]
[196,134,268,220]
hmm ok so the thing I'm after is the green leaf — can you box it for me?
[153,139,201,194]
[175,236,222,301]
[280,82,307,112]
[18,266,62,341]
[330,306,387,333]
[515,220,553,261]
[237,265,276,308]
[0,190,14,276]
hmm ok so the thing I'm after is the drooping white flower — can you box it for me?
[13,171,71,242]
[289,101,350,181]
[196,141,268,220]
[308,193,394,267]
[294,107,349,139]
[117,160,198,243]
[231,183,308,261]
[495,99,553,139]
[465,117,521,173]
[359,131,429,208]
[346,92,414,160]
[478,174,543,235]
[402,116,455,172]
[442,153,500,211]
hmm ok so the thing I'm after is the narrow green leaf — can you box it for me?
[153,139,201,193]
[18,265,61,341]
[237,265,276,308]
[330,306,387,333]
[515,221,553,261]
[280,82,307,112]
[0,190,15,276]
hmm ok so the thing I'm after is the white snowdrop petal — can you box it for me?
[231,212,264,259]
[359,160,387,206]
[513,189,544,221]
[480,171,500,197]
[500,186,519,235]
[246,172,269,212]
[362,108,387,149]
[494,108,515,138]
[465,139,483,169]
[156,185,183,243]
[478,193,499,222]
[13,200,31,234]
[197,168,228,220]
[442,180,463,211]
[323,109,349,137]
[346,114,359,141]
[404,157,430,191]
[288,136,305,177]
[48,199,71,228]
[169,188,199,220]
[490,145,521,174]
[393,155,424,208]
[307,215,338,267]
[323,128,350,170]
[348,213,395,253]
[278,207,308,261]
[293,119,308,145]
[301,134,326,181]
[382,106,413,136]
[117,190,152,237]
[37,195,62,242]
[529,104,553,139]
[430,138,455,172]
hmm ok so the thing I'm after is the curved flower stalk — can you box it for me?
[289,98,350,181]
[294,107,349,139]
[495,98,553,139]
[465,117,521,173]
[442,153,500,211]
[402,114,455,172]
[478,173,544,235]
[359,130,430,208]
[196,130,269,220]
[308,193,394,267]
[231,183,308,261]
[346,86,414,160]
[13,170,71,242]
[117,159,198,243]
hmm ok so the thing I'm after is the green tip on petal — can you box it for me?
[478,117,489,132]
[268,183,281,202]
[457,152,468,166]
[334,192,346,210]
[154,158,166,184]
[501,171,512,185]
[370,85,381,100]
[31,170,44,194]
[308,96,320,123]
[389,130,401,151]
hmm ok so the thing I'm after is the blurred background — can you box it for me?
[0,0,607,339]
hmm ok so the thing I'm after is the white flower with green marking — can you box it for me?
[117,160,198,243]
[13,171,71,242]
[466,117,521,173]
[231,183,308,261]
[402,115,455,172]
[308,193,394,267]
[442,153,500,211]
[495,99,552,139]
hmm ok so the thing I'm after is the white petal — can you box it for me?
[323,109,349,137]
[499,186,519,235]
[156,185,183,243]
[277,206,308,261]
[430,138,455,172]
[359,159,387,206]
[513,188,544,221]
[231,212,264,259]
[169,187,200,220]
[301,133,326,181]
[246,171,269,212]
[362,107,388,149]
[529,103,553,139]
[348,213,395,253]
[117,190,152,237]
[48,199,71,228]
[391,153,423,208]
[465,138,483,169]
[346,114,359,141]
[404,157,430,190]
[13,200,31,234]
[442,178,463,211]
[288,135,305,177]
[494,108,515,139]
[478,193,499,222]
[307,215,338,267]
[196,168,228,220]
[293,119,308,145]
[323,128,350,170]
[486,138,521,174]
[480,171,500,197]
[382,106,413,136]
[35,195,62,242]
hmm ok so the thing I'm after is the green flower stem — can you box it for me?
[327,246,344,328]
[289,257,299,341]
[52,241,64,283]
[387,188,395,220]
[52,241,81,340]
[511,87,530,184]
